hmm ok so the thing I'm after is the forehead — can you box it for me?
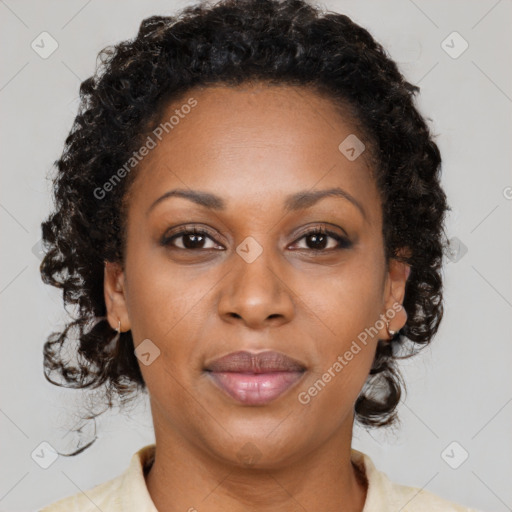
[126,83,381,221]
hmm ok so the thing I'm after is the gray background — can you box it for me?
[1,0,511,510]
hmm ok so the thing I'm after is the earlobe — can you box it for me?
[103,261,131,333]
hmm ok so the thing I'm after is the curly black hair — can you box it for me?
[39,0,448,449]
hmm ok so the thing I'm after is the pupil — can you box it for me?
[308,233,326,249]
[184,234,204,249]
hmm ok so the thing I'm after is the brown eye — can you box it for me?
[161,227,223,250]
[291,227,352,252]
[160,225,352,252]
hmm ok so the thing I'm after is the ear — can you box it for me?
[385,258,410,305]
[104,261,131,333]
[380,250,411,338]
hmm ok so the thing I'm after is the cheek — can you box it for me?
[294,250,385,398]
[123,250,216,389]
[295,271,383,424]
[305,254,385,345]
[124,242,204,339]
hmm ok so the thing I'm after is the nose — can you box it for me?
[217,241,295,330]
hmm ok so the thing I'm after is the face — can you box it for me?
[104,83,408,468]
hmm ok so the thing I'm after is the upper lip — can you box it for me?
[205,350,306,373]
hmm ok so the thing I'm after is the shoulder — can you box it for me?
[39,444,157,512]
[351,448,481,512]
[39,474,124,512]
[382,479,479,511]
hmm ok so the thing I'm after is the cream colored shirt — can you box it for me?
[40,444,479,511]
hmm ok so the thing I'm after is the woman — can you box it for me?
[38,0,479,510]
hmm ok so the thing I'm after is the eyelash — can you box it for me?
[160,225,352,252]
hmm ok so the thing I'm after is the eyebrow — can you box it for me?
[146,187,366,219]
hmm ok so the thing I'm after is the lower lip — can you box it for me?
[207,371,305,405]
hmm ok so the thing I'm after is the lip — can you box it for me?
[205,350,306,405]
[205,350,306,373]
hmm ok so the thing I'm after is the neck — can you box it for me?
[145,417,368,512]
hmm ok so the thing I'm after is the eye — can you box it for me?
[290,226,352,252]
[160,226,223,250]
[160,224,352,252]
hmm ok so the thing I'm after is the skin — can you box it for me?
[104,83,409,512]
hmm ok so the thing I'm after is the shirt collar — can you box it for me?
[120,444,158,512]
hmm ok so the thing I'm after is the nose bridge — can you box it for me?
[218,234,294,326]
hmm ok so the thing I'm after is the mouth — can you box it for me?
[204,350,307,406]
